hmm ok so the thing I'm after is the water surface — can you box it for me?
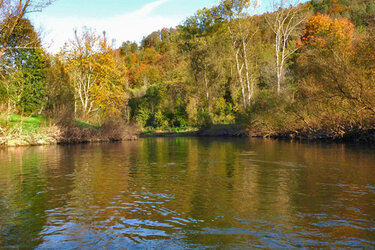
[0,138,374,248]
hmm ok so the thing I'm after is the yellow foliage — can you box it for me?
[57,28,128,120]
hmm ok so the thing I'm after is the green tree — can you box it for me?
[0,0,53,59]
[217,0,260,109]
[0,18,48,113]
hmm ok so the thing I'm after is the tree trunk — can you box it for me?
[275,33,281,95]
[242,38,253,108]
[235,51,246,110]
[204,64,210,113]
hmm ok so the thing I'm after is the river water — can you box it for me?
[0,138,374,248]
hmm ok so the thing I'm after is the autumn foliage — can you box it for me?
[301,14,354,49]
[1,0,375,141]
[57,29,128,121]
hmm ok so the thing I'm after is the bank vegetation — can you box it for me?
[1,0,375,146]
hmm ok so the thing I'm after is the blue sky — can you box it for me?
[29,0,219,53]
[29,0,306,53]
[35,0,219,18]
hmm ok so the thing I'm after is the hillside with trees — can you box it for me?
[1,0,375,145]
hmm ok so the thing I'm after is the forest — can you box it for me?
[1,0,375,145]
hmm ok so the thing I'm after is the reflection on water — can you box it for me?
[0,138,375,248]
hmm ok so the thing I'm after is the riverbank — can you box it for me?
[264,128,375,143]
[141,124,247,138]
[0,125,139,147]
[2,118,374,146]
[0,114,139,147]
[141,124,375,144]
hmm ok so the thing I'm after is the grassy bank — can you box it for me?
[140,123,375,144]
[0,114,139,147]
[0,114,58,146]
[3,113,373,146]
[140,124,247,137]
[141,127,199,137]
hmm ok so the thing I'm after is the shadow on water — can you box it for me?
[0,138,374,248]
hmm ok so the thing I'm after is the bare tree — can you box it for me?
[59,28,101,118]
[0,0,53,59]
[218,0,259,110]
[266,0,306,95]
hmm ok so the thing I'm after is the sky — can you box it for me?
[28,0,220,53]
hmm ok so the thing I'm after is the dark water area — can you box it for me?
[0,138,374,248]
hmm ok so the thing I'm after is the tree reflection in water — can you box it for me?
[0,138,374,248]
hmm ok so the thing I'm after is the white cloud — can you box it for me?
[32,0,178,53]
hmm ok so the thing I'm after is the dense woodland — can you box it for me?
[1,0,375,142]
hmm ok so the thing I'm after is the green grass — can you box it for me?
[0,114,49,133]
[74,119,100,129]
[142,126,198,134]
[0,114,100,132]
[217,121,233,125]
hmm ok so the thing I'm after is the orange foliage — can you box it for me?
[130,54,138,66]
[330,0,347,14]
[124,47,175,88]
[301,14,354,49]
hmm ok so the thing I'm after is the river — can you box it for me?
[0,138,374,248]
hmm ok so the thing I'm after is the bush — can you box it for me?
[197,111,213,129]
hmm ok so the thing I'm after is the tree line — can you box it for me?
[1,0,375,140]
